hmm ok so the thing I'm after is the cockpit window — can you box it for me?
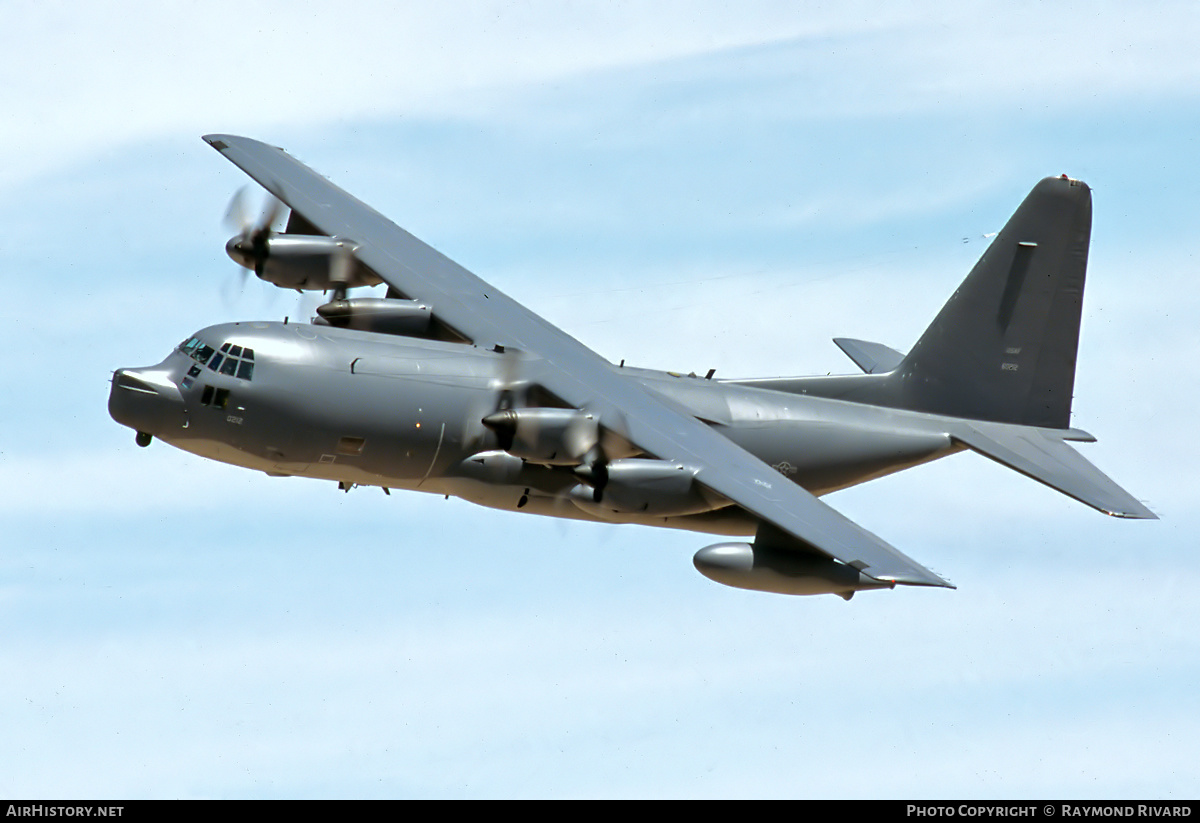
[193,344,215,365]
[177,337,255,381]
[215,346,254,380]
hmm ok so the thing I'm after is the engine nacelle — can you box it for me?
[570,458,725,518]
[314,298,433,336]
[693,542,894,599]
[452,450,527,485]
[226,233,382,290]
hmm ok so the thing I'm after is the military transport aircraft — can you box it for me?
[108,134,1155,599]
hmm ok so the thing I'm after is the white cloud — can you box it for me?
[7,1,1200,188]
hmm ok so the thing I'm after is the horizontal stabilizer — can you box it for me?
[951,421,1156,519]
[833,338,905,374]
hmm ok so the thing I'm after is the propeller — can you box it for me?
[479,347,534,455]
[568,404,636,503]
[572,455,609,503]
[222,186,284,281]
[480,347,638,504]
[492,346,532,414]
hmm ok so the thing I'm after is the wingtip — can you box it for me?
[904,578,957,591]
[1108,507,1159,521]
[203,134,286,156]
[875,571,957,590]
[1100,497,1159,520]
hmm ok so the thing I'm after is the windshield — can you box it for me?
[177,336,255,382]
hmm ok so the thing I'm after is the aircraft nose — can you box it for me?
[108,366,186,443]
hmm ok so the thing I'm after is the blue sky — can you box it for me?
[2,1,1198,798]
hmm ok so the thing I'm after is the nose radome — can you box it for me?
[112,369,159,395]
[108,366,186,441]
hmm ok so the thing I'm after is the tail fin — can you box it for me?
[893,176,1091,428]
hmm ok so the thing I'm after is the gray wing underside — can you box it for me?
[203,134,953,588]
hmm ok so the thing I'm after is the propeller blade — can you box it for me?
[222,186,252,233]
[563,410,600,462]
[492,347,531,411]
[221,187,287,303]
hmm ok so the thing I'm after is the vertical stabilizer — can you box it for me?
[894,176,1091,428]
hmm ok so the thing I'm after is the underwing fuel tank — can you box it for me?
[314,298,433,335]
[693,543,894,599]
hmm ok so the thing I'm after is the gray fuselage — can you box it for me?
[110,321,960,536]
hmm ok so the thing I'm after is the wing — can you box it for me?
[204,134,953,589]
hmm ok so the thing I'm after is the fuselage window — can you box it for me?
[199,385,231,409]
[181,364,202,391]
